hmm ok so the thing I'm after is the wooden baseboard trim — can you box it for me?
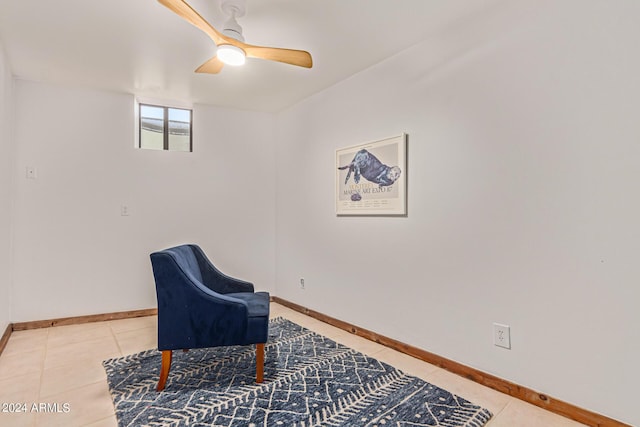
[0,323,12,357]
[272,296,628,427]
[11,308,158,332]
[0,299,628,426]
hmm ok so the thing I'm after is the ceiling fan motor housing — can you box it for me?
[222,19,244,42]
[220,0,246,41]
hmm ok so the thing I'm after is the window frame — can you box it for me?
[138,102,193,152]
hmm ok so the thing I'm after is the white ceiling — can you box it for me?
[0,0,503,112]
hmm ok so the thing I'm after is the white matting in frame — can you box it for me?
[336,133,407,216]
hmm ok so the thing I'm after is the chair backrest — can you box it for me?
[160,245,203,284]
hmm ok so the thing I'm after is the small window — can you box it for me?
[139,103,192,152]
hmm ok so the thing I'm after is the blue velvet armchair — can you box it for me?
[150,244,270,391]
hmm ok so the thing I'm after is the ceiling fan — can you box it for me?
[157,0,313,74]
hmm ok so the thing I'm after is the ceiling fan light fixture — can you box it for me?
[217,44,246,66]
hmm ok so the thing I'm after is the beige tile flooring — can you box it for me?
[0,302,586,427]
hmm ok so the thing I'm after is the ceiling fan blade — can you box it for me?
[195,56,224,74]
[243,45,313,68]
[157,0,227,45]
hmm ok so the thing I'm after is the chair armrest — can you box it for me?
[190,244,255,294]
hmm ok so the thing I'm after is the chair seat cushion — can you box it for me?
[226,291,270,318]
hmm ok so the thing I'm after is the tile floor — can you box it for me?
[0,302,586,427]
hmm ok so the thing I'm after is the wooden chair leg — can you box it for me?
[157,350,172,392]
[256,343,265,383]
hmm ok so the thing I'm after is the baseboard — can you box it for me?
[11,308,158,331]
[0,323,12,357]
[0,299,628,426]
[272,296,629,427]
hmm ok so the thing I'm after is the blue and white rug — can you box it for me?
[103,317,492,426]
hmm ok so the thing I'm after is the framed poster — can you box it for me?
[336,133,407,216]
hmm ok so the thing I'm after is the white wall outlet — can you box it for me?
[26,166,37,179]
[493,323,511,349]
[120,205,130,216]
[300,278,305,289]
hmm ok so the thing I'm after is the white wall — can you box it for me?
[11,80,276,321]
[4,0,638,423]
[0,43,13,333]
[275,1,639,425]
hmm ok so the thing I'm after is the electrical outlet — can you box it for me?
[121,205,130,216]
[493,323,511,349]
[300,278,305,289]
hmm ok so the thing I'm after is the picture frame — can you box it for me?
[336,133,407,216]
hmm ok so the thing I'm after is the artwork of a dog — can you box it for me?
[338,149,402,187]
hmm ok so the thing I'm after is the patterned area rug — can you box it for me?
[103,318,492,426]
